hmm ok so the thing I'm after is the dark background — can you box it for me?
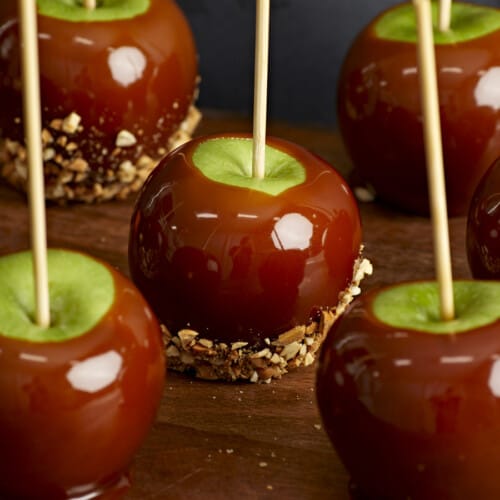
[176,0,499,126]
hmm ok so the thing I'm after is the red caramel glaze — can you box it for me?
[317,285,500,499]
[467,157,500,279]
[338,8,500,216]
[0,262,165,499]
[129,133,362,346]
[0,0,198,172]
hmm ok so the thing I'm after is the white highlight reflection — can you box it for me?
[441,67,463,74]
[20,352,48,363]
[474,67,500,111]
[486,194,500,215]
[394,359,412,367]
[196,212,218,220]
[440,355,474,364]
[402,67,417,76]
[271,213,313,251]
[489,359,500,397]
[67,351,123,394]
[237,213,258,219]
[73,36,94,46]
[108,46,146,87]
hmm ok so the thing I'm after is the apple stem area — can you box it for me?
[439,0,452,32]
[252,0,270,180]
[413,0,455,321]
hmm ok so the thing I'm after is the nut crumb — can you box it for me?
[231,342,248,350]
[116,129,137,148]
[178,329,199,349]
[62,112,81,134]
[354,184,376,203]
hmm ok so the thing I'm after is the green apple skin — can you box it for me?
[36,0,150,22]
[0,250,165,499]
[338,2,500,216]
[317,281,500,499]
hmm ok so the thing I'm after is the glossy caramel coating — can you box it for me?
[338,7,500,216]
[467,157,500,279]
[0,262,165,499]
[317,285,500,499]
[0,0,198,201]
[129,133,362,346]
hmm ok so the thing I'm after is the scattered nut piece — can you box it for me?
[199,338,214,348]
[116,129,137,148]
[178,329,199,349]
[354,184,376,203]
[118,160,136,183]
[49,118,63,131]
[56,135,68,147]
[251,348,270,359]
[67,158,89,173]
[43,148,55,161]
[304,352,315,367]
[62,112,81,134]
[270,353,282,364]
[280,341,302,361]
[231,342,248,350]
[41,129,53,145]
[166,345,180,357]
[275,325,306,346]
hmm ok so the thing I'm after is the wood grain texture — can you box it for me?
[0,111,471,499]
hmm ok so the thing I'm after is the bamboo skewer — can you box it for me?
[18,0,50,328]
[413,0,455,321]
[252,0,270,180]
[84,0,97,9]
[439,0,452,32]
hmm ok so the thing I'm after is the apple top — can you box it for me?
[36,0,150,22]
[375,2,500,45]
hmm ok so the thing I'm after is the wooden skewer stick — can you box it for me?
[18,0,50,328]
[83,0,97,9]
[414,0,455,321]
[439,0,452,32]
[252,0,270,179]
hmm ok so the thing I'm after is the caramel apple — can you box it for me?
[317,281,500,499]
[467,157,500,279]
[338,2,500,216]
[128,133,372,382]
[0,249,165,498]
[0,0,200,203]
